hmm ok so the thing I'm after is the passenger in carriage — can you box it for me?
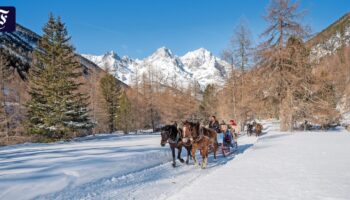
[229,119,239,139]
[220,122,235,148]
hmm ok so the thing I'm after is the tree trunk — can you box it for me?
[280,89,293,132]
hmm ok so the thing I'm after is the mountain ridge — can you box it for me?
[307,12,350,61]
[82,47,232,89]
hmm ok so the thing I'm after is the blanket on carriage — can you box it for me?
[217,130,235,147]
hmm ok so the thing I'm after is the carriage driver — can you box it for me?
[209,115,220,133]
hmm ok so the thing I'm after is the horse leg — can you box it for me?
[213,141,218,159]
[192,144,198,167]
[186,146,191,164]
[205,149,209,168]
[171,145,176,167]
[177,145,184,163]
[201,147,208,169]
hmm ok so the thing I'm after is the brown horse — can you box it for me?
[182,121,218,168]
[255,123,263,136]
[160,124,192,167]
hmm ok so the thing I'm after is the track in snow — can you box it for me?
[37,136,256,200]
[0,132,257,200]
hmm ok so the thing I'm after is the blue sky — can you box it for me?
[2,0,350,58]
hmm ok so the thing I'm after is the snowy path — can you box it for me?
[168,128,350,200]
[4,122,347,200]
[0,133,257,200]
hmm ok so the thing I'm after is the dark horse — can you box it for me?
[247,122,263,137]
[182,121,218,169]
[247,123,254,136]
[160,124,192,167]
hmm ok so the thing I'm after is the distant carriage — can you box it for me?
[247,123,254,136]
[255,123,263,136]
[246,121,263,137]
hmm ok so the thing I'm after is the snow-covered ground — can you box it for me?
[0,132,256,200]
[1,122,350,200]
[169,125,350,200]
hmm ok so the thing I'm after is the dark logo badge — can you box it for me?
[0,6,16,32]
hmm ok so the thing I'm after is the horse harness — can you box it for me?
[187,126,205,143]
[167,129,180,144]
[194,126,205,142]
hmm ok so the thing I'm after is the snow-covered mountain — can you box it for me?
[83,50,135,83]
[181,48,232,86]
[306,13,350,122]
[308,12,350,61]
[82,47,232,89]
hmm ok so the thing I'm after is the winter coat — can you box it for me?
[223,130,233,143]
[209,120,220,133]
[223,130,236,148]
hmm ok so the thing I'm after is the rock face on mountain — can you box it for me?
[180,48,232,86]
[0,24,123,138]
[82,47,232,89]
[306,13,350,124]
[307,12,350,61]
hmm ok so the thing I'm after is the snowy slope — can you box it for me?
[0,132,257,200]
[308,13,350,62]
[180,48,232,86]
[82,47,231,89]
[310,26,350,61]
[82,51,135,83]
[0,134,171,200]
[169,128,350,200]
[140,47,194,88]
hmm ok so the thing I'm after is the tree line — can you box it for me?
[1,0,350,144]
[208,0,349,131]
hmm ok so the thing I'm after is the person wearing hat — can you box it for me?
[229,119,239,148]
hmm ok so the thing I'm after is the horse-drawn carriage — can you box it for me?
[217,124,238,156]
[160,120,240,168]
[221,139,238,156]
[246,121,263,137]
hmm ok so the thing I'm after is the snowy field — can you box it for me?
[1,122,350,200]
[170,124,350,200]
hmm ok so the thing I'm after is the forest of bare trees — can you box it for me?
[110,0,349,133]
[0,0,349,146]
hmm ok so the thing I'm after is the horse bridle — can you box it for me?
[182,124,193,144]
[162,129,179,144]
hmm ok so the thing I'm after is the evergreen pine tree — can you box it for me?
[0,49,12,139]
[26,15,93,140]
[100,72,120,132]
[199,84,217,123]
[117,90,132,134]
